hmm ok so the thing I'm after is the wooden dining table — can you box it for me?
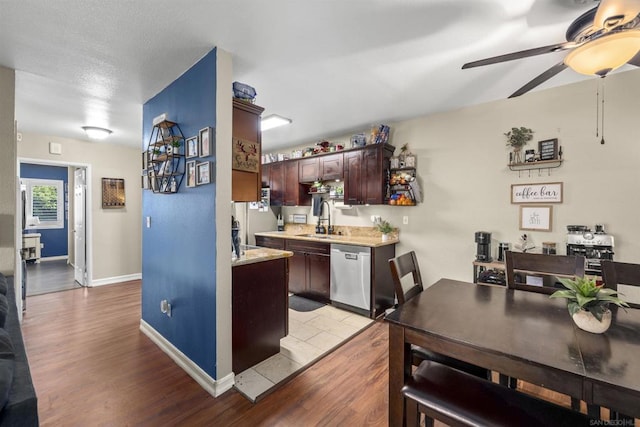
[386,278,640,426]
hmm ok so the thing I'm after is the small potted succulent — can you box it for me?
[504,127,533,164]
[375,218,395,241]
[550,276,628,334]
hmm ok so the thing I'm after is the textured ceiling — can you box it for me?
[2,0,623,152]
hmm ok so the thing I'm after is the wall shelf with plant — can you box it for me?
[144,120,186,194]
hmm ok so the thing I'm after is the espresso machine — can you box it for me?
[475,231,492,262]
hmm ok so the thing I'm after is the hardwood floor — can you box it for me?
[26,259,80,296]
[22,280,631,426]
[21,281,389,426]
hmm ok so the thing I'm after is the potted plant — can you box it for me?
[550,276,628,334]
[504,127,533,164]
[375,218,394,241]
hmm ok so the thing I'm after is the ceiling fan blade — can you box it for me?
[462,42,578,69]
[508,62,568,98]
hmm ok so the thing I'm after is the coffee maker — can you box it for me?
[475,231,492,262]
[232,216,241,259]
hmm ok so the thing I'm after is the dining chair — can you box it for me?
[599,260,639,425]
[388,252,490,380]
[505,250,594,414]
[601,260,640,309]
[505,250,585,295]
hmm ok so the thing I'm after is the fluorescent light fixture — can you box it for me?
[261,114,292,131]
[82,126,112,140]
[564,31,640,76]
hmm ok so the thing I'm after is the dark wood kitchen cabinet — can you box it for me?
[232,257,288,373]
[286,239,330,302]
[298,152,344,182]
[255,235,286,250]
[344,144,394,205]
[232,99,265,202]
[283,160,310,206]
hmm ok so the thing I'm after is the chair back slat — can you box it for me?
[389,251,424,305]
[601,260,640,309]
[505,251,585,295]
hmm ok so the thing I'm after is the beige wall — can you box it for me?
[0,66,16,275]
[18,132,142,282]
[280,69,640,286]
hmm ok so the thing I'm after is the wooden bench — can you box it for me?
[402,360,594,427]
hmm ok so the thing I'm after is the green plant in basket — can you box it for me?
[550,276,629,321]
[504,127,533,149]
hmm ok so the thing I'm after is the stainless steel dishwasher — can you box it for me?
[330,244,371,311]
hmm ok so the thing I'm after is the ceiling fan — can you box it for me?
[462,0,640,98]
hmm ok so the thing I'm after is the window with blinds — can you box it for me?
[24,178,64,229]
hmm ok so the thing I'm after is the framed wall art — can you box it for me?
[538,138,559,161]
[196,161,210,185]
[186,160,197,188]
[519,205,553,232]
[102,178,125,209]
[186,136,199,159]
[511,182,563,204]
[232,137,260,173]
[199,127,213,158]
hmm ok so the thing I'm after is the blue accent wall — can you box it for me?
[20,163,69,257]
[142,49,219,378]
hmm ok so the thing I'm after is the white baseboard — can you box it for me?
[90,273,142,287]
[40,256,69,262]
[139,319,234,397]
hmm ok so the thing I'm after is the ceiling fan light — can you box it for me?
[82,126,112,140]
[593,0,640,29]
[564,31,640,76]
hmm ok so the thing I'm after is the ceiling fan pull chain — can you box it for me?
[601,77,606,145]
[596,80,600,138]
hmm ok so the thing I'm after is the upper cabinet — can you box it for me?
[232,99,265,202]
[264,160,310,206]
[298,153,344,182]
[344,144,394,205]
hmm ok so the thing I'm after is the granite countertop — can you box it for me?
[232,245,293,267]
[255,229,399,248]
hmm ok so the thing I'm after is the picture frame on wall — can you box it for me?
[186,136,199,159]
[199,127,213,158]
[102,178,126,209]
[519,205,553,232]
[538,138,559,161]
[186,160,197,188]
[511,182,563,204]
[196,161,210,185]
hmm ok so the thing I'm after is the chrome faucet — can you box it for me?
[316,200,333,235]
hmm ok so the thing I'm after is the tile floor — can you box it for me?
[234,303,374,402]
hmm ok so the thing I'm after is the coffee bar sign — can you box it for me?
[511,182,563,204]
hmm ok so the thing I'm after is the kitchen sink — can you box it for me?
[297,234,333,239]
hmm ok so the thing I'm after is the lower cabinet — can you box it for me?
[255,234,397,318]
[232,257,288,373]
[285,240,331,302]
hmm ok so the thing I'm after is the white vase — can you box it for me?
[572,309,612,334]
[381,233,389,242]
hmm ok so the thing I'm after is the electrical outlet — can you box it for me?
[146,216,151,228]
[403,216,409,225]
[371,215,381,223]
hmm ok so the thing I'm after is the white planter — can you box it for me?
[381,233,390,242]
[572,309,612,334]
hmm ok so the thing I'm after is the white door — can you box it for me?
[74,168,86,285]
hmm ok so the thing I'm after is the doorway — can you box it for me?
[17,159,92,297]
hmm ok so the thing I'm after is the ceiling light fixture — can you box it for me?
[82,126,112,140]
[564,31,640,76]
[261,114,292,131]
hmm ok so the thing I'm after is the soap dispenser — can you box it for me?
[277,214,285,231]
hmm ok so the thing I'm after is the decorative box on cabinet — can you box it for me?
[232,99,265,202]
